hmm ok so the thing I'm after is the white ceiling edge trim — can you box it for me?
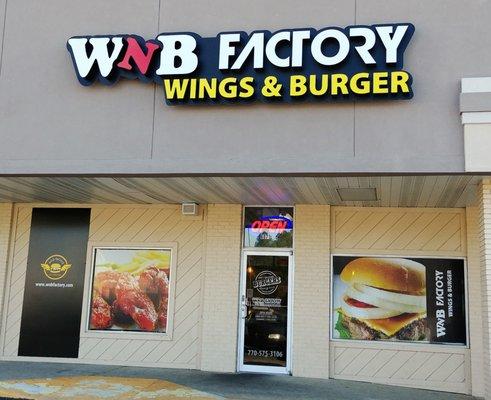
[461,77,491,93]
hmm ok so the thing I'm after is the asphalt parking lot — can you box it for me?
[0,361,479,400]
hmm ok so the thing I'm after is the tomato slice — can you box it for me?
[345,297,376,308]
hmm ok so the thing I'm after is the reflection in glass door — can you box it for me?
[238,252,292,373]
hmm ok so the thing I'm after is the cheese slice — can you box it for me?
[358,313,426,337]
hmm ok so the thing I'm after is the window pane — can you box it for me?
[89,248,171,333]
[244,207,294,248]
[331,255,467,345]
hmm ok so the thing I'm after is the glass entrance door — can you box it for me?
[238,251,292,373]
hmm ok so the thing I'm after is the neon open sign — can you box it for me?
[249,216,293,233]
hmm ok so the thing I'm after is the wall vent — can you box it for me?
[182,203,199,216]
[337,188,378,202]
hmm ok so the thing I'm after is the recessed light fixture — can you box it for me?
[337,188,378,202]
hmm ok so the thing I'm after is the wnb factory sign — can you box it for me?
[67,23,415,105]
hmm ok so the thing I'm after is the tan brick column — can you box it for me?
[292,204,330,378]
[200,204,242,372]
[466,206,485,397]
[478,180,491,399]
[0,204,13,329]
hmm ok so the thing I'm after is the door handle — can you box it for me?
[240,294,247,318]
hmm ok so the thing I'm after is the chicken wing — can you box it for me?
[139,266,170,330]
[113,288,157,331]
[90,291,113,329]
[93,270,157,331]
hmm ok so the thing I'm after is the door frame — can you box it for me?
[237,249,294,374]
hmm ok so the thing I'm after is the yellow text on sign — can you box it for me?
[289,71,411,97]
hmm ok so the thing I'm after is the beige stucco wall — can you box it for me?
[0,203,13,332]
[292,204,330,378]
[2,1,491,175]
[330,207,470,394]
[478,181,491,400]
[200,204,242,372]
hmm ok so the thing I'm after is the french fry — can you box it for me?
[97,250,170,274]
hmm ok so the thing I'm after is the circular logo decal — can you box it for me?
[40,254,72,280]
[253,271,282,295]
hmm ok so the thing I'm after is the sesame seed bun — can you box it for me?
[340,257,426,295]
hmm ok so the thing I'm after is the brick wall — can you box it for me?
[292,205,330,378]
[200,204,242,372]
[466,206,484,397]
[478,181,491,400]
[0,204,13,330]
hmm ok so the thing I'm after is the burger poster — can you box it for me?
[89,248,171,333]
[332,256,467,345]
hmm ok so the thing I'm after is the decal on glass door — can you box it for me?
[243,255,289,367]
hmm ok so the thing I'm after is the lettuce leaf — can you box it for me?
[335,311,351,339]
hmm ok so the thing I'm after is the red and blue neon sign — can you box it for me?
[247,215,293,233]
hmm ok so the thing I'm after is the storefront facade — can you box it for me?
[1,0,491,398]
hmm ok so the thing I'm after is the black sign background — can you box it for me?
[18,208,91,358]
[424,258,467,345]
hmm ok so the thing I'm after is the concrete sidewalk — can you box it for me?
[0,361,479,400]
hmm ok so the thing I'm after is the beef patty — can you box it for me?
[339,313,427,341]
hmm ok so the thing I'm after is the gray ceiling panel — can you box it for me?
[0,176,485,208]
